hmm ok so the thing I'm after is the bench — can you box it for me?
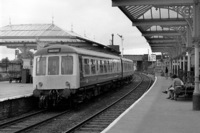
[174,83,194,100]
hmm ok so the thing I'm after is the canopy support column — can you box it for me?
[187,52,191,82]
[193,1,200,110]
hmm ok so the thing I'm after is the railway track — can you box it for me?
[0,109,69,133]
[63,73,153,133]
[0,73,153,133]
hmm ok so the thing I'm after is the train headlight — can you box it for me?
[65,81,70,88]
[38,82,43,87]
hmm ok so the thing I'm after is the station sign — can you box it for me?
[148,54,156,62]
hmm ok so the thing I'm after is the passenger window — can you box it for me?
[61,56,73,75]
[36,57,46,75]
[100,60,104,73]
[104,60,107,73]
[48,56,59,75]
[119,62,121,72]
[110,61,113,72]
[107,61,110,73]
[96,60,99,74]
[113,62,116,72]
[84,58,90,75]
[91,59,96,74]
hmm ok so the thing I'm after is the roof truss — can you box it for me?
[112,0,194,58]
[112,0,194,6]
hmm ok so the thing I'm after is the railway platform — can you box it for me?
[0,81,33,102]
[102,75,200,133]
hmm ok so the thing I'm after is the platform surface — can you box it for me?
[0,81,33,101]
[102,76,200,133]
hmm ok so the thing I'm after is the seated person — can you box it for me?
[162,75,184,100]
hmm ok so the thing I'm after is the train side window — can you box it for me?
[91,59,96,74]
[61,56,73,75]
[83,58,90,75]
[114,61,116,72]
[124,62,126,72]
[100,60,104,73]
[104,60,107,73]
[119,61,122,72]
[111,60,114,73]
[126,63,128,71]
[48,56,59,75]
[96,60,99,74]
[109,60,112,73]
[36,57,46,75]
[107,61,110,73]
[128,63,130,71]
[113,61,116,72]
[117,62,119,72]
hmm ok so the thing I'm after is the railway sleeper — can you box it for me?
[103,114,122,118]
[77,127,102,132]
[96,118,115,121]
[82,124,107,128]
[91,119,113,123]
[86,121,109,125]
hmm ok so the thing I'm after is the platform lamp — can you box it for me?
[117,34,124,57]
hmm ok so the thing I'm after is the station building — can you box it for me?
[0,23,120,83]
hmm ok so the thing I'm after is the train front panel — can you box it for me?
[33,54,80,98]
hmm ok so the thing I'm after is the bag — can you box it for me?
[169,87,174,91]
[174,86,182,94]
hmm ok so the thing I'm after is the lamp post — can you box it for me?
[117,34,124,57]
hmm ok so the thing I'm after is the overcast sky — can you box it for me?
[0,0,151,60]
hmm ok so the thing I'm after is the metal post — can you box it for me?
[183,56,185,82]
[111,34,114,46]
[194,41,200,110]
[176,60,178,75]
[172,60,174,75]
[187,52,191,82]
[117,34,124,57]
[193,2,200,110]
[170,58,173,77]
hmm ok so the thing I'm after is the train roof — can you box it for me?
[121,57,133,62]
[34,44,121,59]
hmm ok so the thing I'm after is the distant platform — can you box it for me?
[0,81,33,102]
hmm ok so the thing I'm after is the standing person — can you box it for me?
[165,67,168,79]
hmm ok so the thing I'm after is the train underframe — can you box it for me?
[33,75,133,109]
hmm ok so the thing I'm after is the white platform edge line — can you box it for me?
[0,94,33,102]
[101,76,158,133]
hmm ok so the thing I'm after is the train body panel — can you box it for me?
[80,73,122,87]
[33,75,79,90]
[121,57,134,78]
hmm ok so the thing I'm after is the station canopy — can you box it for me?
[112,0,194,58]
[0,24,120,55]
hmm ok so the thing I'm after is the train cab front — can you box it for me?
[32,48,79,108]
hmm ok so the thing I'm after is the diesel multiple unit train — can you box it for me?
[33,44,134,108]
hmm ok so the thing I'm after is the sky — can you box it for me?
[0,0,151,60]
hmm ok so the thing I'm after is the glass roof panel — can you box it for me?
[160,8,169,19]
[143,10,152,19]
[125,5,152,19]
